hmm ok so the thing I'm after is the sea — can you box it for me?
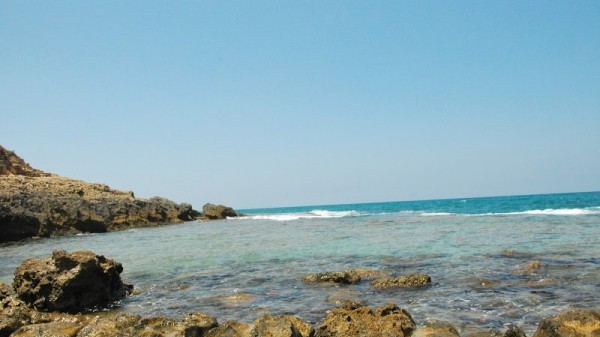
[1,192,599,334]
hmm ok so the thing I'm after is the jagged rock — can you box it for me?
[206,321,250,337]
[371,273,431,289]
[251,314,314,337]
[532,309,600,337]
[0,145,201,243]
[202,203,238,220]
[413,321,460,337]
[183,312,220,337]
[315,302,415,337]
[13,250,132,313]
[503,326,526,337]
[0,281,31,337]
[303,270,362,285]
[10,322,82,337]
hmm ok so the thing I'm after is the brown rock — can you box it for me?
[315,303,415,337]
[202,203,238,220]
[413,321,460,337]
[532,309,600,337]
[371,273,431,289]
[206,321,250,337]
[183,312,220,337]
[251,314,314,337]
[303,270,361,285]
[10,322,82,337]
[13,250,132,313]
[0,145,201,243]
[503,326,526,337]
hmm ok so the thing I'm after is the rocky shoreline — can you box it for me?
[1,250,598,337]
[0,146,239,243]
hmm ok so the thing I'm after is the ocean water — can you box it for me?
[1,192,599,334]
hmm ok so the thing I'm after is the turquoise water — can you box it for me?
[1,192,599,334]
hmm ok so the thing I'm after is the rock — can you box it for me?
[13,250,132,313]
[0,145,201,243]
[183,312,220,337]
[532,309,600,337]
[503,326,526,337]
[315,303,415,337]
[206,321,250,337]
[0,281,32,337]
[251,314,315,337]
[75,314,144,337]
[303,270,362,285]
[202,203,238,220]
[371,273,431,289]
[413,321,460,337]
[10,322,82,337]
[513,261,544,276]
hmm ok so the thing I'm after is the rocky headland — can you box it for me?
[0,145,238,243]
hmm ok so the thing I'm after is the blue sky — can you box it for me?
[2,1,599,209]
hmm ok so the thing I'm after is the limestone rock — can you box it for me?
[532,309,600,337]
[303,270,362,285]
[371,273,431,289]
[206,321,250,337]
[0,145,201,243]
[13,250,132,313]
[251,314,314,337]
[10,322,82,337]
[413,321,460,337]
[202,203,238,220]
[315,302,416,337]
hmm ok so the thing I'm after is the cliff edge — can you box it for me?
[0,145,201,243]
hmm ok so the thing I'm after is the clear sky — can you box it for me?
[2,1,599,209]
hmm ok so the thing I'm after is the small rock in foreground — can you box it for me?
[316,302,415,337]
[13,250,132,313]
[532,309,600,337]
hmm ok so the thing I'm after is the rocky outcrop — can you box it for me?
[202,203,238,220]
[303,270,362,285]
[371,274,432,289]
[532,309,600,337]
[0,145,201,242]
[315,302,416,337]
[13,250,132,313]
[251,314,314,337]
[413,321,460,337]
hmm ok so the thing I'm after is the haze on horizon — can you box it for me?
[2,2,599,209]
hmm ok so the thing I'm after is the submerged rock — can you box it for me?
[316,302,415,337]
[371,273,431,289]
[532,309,600,337]
[202,203,238,220]
[413,321,460,337]
[13,250,132,313]
[303,270,362,285]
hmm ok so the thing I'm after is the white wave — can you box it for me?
[240,209,362,221]
[420,212,454,217]
[519,208,600,216]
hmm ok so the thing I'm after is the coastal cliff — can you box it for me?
[0,145,201,243]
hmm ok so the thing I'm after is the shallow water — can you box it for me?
[1,192,599,335]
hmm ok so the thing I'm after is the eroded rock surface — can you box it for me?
[303,270,362,285]
[202,203,238,220]
[532,309,600,337]
[371,273,432,289]
[13,250,132,313]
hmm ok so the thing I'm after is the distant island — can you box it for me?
[0,145,238,243]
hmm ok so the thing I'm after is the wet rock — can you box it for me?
[183,312,220,337]
[303,270,361,285]
[503,326,526,337]
[202,203,238,220]
[206,321,250,337]
[10,322,82,337]
[413,321,460,337]
[532,309,600,337]
[513,261,544,276]
[371,273,431,289]
[13,250,132,313]
[251,314,314,337]
[315,303,415,337]
[75,314,143,337]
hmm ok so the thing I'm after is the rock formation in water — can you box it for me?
[13,250,132,313]
[371,273,432,289]
[0,145,202,242]
[202,203,239,220]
